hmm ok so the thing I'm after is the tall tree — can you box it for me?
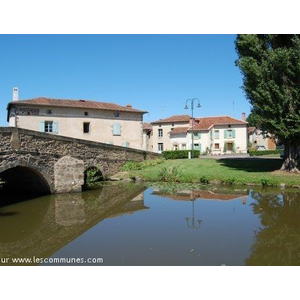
[235,35,300,172]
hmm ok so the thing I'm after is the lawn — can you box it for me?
[131,157,300,187]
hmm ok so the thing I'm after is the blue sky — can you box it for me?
[0,34,250,125]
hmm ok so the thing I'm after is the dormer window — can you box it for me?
[114,112,120,117]
[46,109,52,115]
[84,111,89,116]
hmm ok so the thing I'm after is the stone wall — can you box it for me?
[0,127,160,193]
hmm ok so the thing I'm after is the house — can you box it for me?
[142,123,153,151]
[7,87,147,150]
[248,127,276,150]
[151,114,248,154]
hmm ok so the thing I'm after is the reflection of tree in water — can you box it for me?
[246,190,300,266]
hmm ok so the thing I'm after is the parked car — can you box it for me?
[256,145,266,151]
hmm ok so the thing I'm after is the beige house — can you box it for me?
[151,115,248,154]
[248,127,276,150]
[7,88,147,150]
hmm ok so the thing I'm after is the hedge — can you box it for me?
[162,150,200,159]
[249,150,281,156]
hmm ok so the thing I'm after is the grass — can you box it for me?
[130,158,300,187]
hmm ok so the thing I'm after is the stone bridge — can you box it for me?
[0,127,159,194]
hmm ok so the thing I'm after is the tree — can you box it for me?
[235,35,300,172]
[246,110,262,127]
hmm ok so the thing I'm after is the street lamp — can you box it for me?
[184,98,201,159]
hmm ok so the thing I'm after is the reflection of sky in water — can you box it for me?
[51,187,261,266]
[1,183,300,266]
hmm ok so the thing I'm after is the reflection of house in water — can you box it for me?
[107,192,149,219]
[152,189,247,204]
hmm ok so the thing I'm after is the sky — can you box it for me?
[0,34,250,126]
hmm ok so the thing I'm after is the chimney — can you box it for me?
[241,112,246,121]
[126,104,132,108]
[189,118,195,127]
[13,87,19,101]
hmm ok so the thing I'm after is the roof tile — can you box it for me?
[9,97,147,113]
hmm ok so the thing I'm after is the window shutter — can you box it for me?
[199,144,202,152]
[232,129,236,138]
[40,121,45,132]
[224,130,227,138]
[53,122,59,134]
[123,142,129,148]
[199,133,201,139]
[113,123,121,135]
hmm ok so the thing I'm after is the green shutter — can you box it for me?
[53,122,59,134]
[232,143,236,152]
[113,123,121,135]
[224,130,227,138]
[199,133,201,139]
[40,121,45,132]
[232,129,236,138]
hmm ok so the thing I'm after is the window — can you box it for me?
[45,121,53,133]
[113,123,121,136]
[158,143,164,152]
[114,112,120,117]
[46,109,52,115]
[214,130,220,139]
[123,142,130,148]
[214,143,220,150]
[173,144,178,151]
[193,132,201,139]
[158,128,163,137]
[84,111,89,116]
[181,143,186,150]
[83,122,90,133]
[224,129,236,139]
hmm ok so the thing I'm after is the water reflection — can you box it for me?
[246,190,300,266]
[1,182,300,266]
[0,183,147,265]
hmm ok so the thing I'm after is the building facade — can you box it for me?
[248,127,276,150]
[7,88,147,150]
[151,115,248,154]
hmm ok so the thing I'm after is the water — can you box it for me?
[0,182,300,266]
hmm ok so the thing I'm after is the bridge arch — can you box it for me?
[0,161,53,196]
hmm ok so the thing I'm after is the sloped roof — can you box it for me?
[191,116,247,131]
[7,97,147,114]
[151,115,191,124]
[142,123,152,131]
[169,127,189,135]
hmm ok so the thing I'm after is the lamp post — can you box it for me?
[184,98,201,159]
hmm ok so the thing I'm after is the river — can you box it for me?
[0,182,300,266]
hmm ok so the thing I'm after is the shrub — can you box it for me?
[162,150,200,160]
[85,165,103,186]
[199,175,210,184]
[260,178,278,187]
[249,150,281,156]
[158,166,182,182]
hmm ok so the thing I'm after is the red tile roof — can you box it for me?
[169,127,189,135]
[142,123,152,131]
[8,97,147,113]
[151,115,191,124]
[191,116,247,131]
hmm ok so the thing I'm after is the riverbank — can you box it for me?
[124,157,300,188]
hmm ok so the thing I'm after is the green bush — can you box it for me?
[158,166,182,182]
[162,150,200,160]
[85,165,103,186]
[249,150,281,156]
